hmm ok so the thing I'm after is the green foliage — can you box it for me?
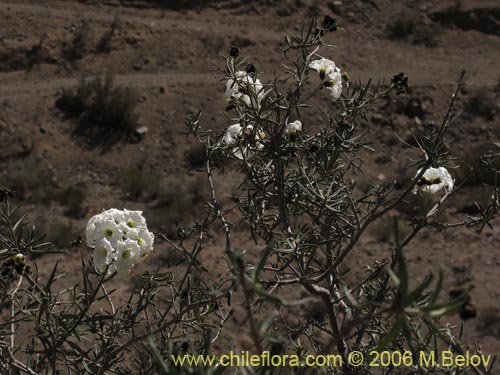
[0,195,227,374]
[181,16,497,373]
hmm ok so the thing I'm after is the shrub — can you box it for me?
[97,16,121,53]
[56,74,139,146]
[179,19,497,373]
[26,38,45,70]
[55,77,94,116]
[1,16,498,375]
[62,19,91,61]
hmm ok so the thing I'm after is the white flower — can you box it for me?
[324,68,342,100]
[126,228,155,257]
[413,167,454,195]
[86,216,123,248]
[122,209,147,230]
[103,208,125,224]
[284,120,302,136]
[115,239,141,273]
[230,125,266,159]
[255,129,266,150]
[92,239,115,273]
[86,208,154,274]
[222,123,243,146]
[309,58,336,79]
[95,219,122,248]
[225,71,264,106]
[86,214,100,247]
[245,124,266,146]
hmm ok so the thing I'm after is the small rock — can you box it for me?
[125,37,138,45]
[135,126,148,136]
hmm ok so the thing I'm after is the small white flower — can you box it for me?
[122,209,146,230]
[126,228,155,257]
[92,239,115,273]
[230,125,266,159]
[103,208,125,224]
[95,219,122,248]
[246,124,266,145]
[86,215,100,247]
[86,215,123,248]
[309,58,336,79]
[255,129,266,150]
[324,68,342,100]
[413,167,454,195]
[115,239,141,273]
[225,71,264,106]
[284,120,303,136]
[222,123,243,146]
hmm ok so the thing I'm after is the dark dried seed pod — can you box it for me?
[229,46,239,58]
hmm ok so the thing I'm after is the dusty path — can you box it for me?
[0,72,219,98]
[0,1,277,36]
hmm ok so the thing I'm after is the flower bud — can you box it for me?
[229,46,239,58]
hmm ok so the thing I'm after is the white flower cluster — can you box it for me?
[225,71,265,106]
[284,120,303,136]
[86,209,154,274]
[222,123,243,146]
[413,167,454,195]
[308,57,342,99]
[222,123,265,159]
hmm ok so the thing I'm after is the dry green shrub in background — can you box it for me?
[62,19,91,62]
[56,74,140,147]
[96,16,121,54]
